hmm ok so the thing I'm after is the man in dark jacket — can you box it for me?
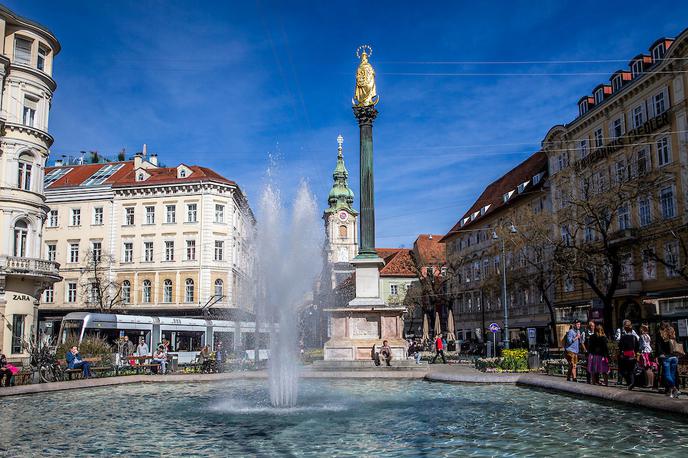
[0,352,12,387]
[618,320,640,390]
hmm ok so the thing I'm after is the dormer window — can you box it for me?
[532,172,544,186]
[180,170,186,178]
[652,43,665,62]
[517,181,529,194]
[480,204,491,216]
[578,100,589,116]
[631,60,643,78]
[594,88,604,105]
[176,165,192,179]
[612,75,623,92]
[503,190,515,203]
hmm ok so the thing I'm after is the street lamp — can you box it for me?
[493,224,517,349]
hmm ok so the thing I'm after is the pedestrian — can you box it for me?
[215,341,225,373]
[639,325,652,368]
[199,345,212,373]
[408,341,422,364]
[152,345,168,375]
[656,321,683,398]
[136,337,149,359]
[564,320,582,382]
[121,335,135,358]
[583,319,595,384]
[614,323,639,385]
[617,320,639,390]
[380,340,392,366]
[0,351,12,387]
[431,334,446,364]
[586,324,609,386]
[371,343,381,366]
[66,346,92,379]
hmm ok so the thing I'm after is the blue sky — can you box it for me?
[9,0,688,248]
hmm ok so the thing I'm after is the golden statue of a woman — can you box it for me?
[353,46,378,106]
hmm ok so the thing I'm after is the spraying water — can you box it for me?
[254,174,323,407]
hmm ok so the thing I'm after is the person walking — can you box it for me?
[431,334,446,364]
[564,320,582,382]
[614,323,639,385]
[583,320,595,384]
[657,321,683,398]
[618,320,640,390]
[586,324,610,386]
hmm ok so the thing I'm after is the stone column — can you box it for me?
[352,105,378,258]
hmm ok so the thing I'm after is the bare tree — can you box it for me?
[79,249,124,312]
[552,166,663,329]
[642,224,688,283]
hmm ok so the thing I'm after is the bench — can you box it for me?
[58,358,109,380]
[8,371,32,386]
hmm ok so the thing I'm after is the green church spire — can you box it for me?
[326,134,356,214]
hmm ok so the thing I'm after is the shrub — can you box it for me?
[56,336,114,366]
[499,349,528,372]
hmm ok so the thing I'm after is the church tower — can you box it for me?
[323,135,358,289]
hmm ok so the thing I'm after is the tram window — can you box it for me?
[163,331,205,351]
[213,332,234,350]
[60,320,83,344]
[242,332,270,349]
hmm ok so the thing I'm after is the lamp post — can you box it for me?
[493,224,517,349]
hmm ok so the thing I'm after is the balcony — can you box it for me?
[609,228,638,246]
[614,280,642,297]
[0,256,61,280]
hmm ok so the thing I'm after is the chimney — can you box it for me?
[134,152,143,169]
[142,143,148,158]
[55,159,63,167]
[149,153,158,166]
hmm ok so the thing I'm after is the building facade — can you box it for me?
[0,6,61,360]
[441,152,552,345]
[39,151,255,335]
[543,29,688,331]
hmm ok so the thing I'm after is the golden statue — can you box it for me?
[353,45,378,106]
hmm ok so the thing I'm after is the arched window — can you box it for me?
[339,225,347,238]
[17,152,33,191]
[13,220,29,257]
[185,278,194,303]
[142,280,152,303]
[163,279,173,303]
[122,280,131,304]
[214,279,223,297]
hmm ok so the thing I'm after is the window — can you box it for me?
[214,241,224,261]
[214,279,224,297]
[91,241,102,262]
[44,285,54,303]
[122,280,131,304]
[338,225,348,238]
[654,91,666,115]
[144,241,154,262]
[145,206,155,224]
[561,225,572,245]
[642,248,657,280]
[93,207,103,225]
[71,208,81,226]
[48,210,58,227]
[632,105,644,128]
[578,139,589,159]
[163,280,173,303]
[614,157,627,182]
[11,315,26,354]
[652,43,666,61]
[67,282,77,303]
[82,164,124,186]
[584,218,595,243]
[180,169,186,178]
[612,117,624,139]
[17,154,32,190]
[636,149,649,176]
[14,37,32,65]
[69,243,79,263]
[390,284,398,295]
[215,204,224,223]
[89,281,99,304]
[186,240,196,261]
[124,207,135,226]
[37,45,47,71]
[594,128,603,148]
[594,89,604,105]
[13,220,28,257]
[123,242,133,263]
[664,241,680,278]
[186,203,197,223]
[166,205,176,223]
[660,186,676,219]
[564,277,574,292]
[165,241,175,261]
[578,100,588,116]
[618,203,631,230]
[657,137,671,166]
[638,196,652,227]
[44,168,72,187]
[631,60,643,78]
[142,280,152,303]
[185,279,195,302]
[46,243,56,262]
[22,96,37,127]
[612,75,622,92]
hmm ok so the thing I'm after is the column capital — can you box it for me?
[352,105,378,126]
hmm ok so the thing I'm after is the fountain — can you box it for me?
[253,171,323,407]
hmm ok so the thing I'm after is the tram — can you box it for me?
[57,312,270,363]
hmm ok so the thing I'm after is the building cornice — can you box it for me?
[3,122,54,147]
[8,63,57,92]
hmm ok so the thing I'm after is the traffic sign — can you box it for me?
[488,322,501,333]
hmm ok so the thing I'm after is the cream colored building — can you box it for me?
[0,6,61,360]
[40,151,255,333]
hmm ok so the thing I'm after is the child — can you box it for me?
[639,324,652,368]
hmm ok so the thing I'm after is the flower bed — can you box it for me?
[474,349,529,373]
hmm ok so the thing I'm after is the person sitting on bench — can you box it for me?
[152,345,168,375]
[66,346,92,379]
[380,340,393,366]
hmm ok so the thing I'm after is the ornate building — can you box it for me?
[322,135,358,291]
[0,6,61,360]
[39,150,255,334]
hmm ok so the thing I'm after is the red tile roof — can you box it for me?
[413,234,446,265]
[44,161,236,189]
[441,151,547,242]
[377,248,416,278]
